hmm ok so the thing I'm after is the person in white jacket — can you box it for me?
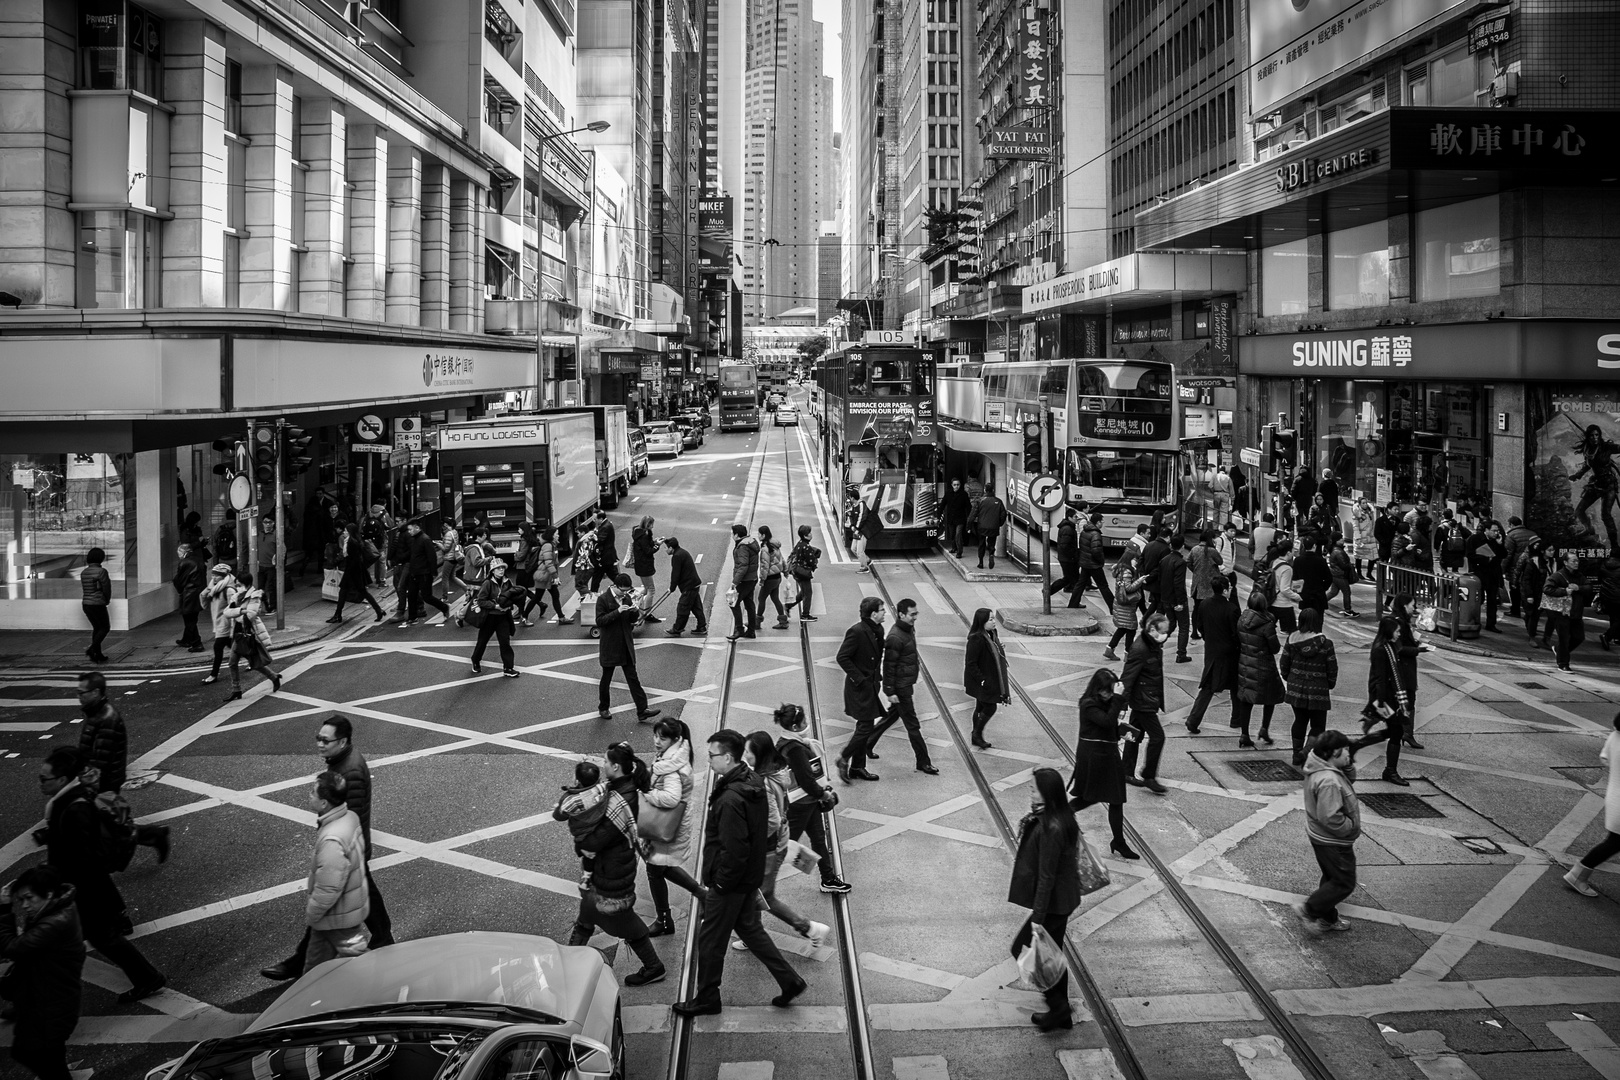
[1566,710,1620,896]
[640,718,711,936]
[222,569,280,701]
[304,771,370,966]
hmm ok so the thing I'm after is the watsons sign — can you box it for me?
[1275,147,1378,194]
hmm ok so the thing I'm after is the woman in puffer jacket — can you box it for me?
[639,718,709,936]
[1104,550,1151,662]
[1280,607,1339,766]
[1233,590,1285,748]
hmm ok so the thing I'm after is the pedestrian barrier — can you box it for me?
[1375,562,1474,641]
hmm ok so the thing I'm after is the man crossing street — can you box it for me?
[663,536,708,636]
[863,598,938,774]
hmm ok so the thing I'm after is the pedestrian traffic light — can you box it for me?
[211,435,242,478]
[1023,419,1043,474]
[251,422,279,484]
[1275,428,1298,471]
[283,425,313,477]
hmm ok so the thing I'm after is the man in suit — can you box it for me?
[1184,576,1241,734]
[663,536,708,636]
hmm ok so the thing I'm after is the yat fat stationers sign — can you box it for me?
[986,126,1052,160]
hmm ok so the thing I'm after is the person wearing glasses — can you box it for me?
[261,716,393,980]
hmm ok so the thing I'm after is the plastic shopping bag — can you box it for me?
[1076,832,1112,896]
[1009,924,1067,992]
[320,568,343,602]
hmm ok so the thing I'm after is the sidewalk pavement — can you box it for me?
[0,569,378,676]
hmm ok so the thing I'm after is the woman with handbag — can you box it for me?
[468,560,522,678]
[223,569,281,701]
[964,607,1011,749]
[736,732,830,948]
[1367,614,1425,785]
[524,525,566,625]
[773,703,852,895]
[640,719,711,936]
[1542,549,1589,671]
[1281,608,1338,766]
[329,524,385,624]
[1067,669,1140,860]
[1009,767,1081,1032]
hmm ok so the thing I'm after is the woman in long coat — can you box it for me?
[640,718,707,935]
[1187,576,1240,733]
[1009,768,1082,1032]
[1068,668,1140,860]
[964,607,1010,749]
[1233,590,1285,747]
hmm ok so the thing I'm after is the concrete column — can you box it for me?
[240,66,295,310]
[384,144,422,325]
[0,0,74,307]
[298,98,346,315]
[449,176,485,332]
[345,124,388,322]
[420,163,451,328]
[163,20,229,307]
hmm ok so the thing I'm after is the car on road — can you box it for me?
[146,933,622,1080]
[676,408,710,433]
[673,417,703,449]
[627,426,650,480]
[773,402,800,426]
[642,421,683,458]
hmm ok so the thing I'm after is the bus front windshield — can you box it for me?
[1066,449,1177,507]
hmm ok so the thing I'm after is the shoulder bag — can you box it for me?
[637,796,685,843]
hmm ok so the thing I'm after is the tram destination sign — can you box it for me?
[1076,412,1169,441]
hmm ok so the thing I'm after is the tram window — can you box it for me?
[848,361,869,393]
[986,370,1007,395]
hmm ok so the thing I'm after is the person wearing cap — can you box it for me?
[598,573,661,722]
[200,562,242,685]
[1295,729,1359,934]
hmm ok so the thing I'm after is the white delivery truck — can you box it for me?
[540,405,634,508]
[436,413,599,555]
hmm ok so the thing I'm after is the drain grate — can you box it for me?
[1229,759,1305,783]
[1518,681,1549,690]
[1362,792,1445,819]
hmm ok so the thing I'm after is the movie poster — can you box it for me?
[1528,387,1620,560]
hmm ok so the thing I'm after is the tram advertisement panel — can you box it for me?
[844,398,936,444]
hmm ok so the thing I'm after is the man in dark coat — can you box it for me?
[835,596,887,781]
[1159,532,1191,662]
[597,574,659,721]
[261,715,394,981]
[75,672,170,862]
[1316,468,1341,518]
[401,521,450,626]
[729,523,761,639]
[1045,510,1081,604]
[672,729,805,1016]
[1289,469,1317,532]
[1466,521,1507,632]
[975,488,1007,569]
[1139,528,1171,614]
[942,478,972,558]
[1184,577,1241,734]
[1503,516,1539,618]
[630,516,662,623]
[0,863,86,1080]
[1076,512,1114,607]
[172,541,206,650]
[862,598,937,774]
[37,746,166,1002]
[1292,535,1334,615]
[663,536,708,636]
[592,511,620,594]
[1119,613,1169,794]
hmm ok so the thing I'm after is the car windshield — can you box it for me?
[646,423,676,434]
[1065,449,1178,507]
[174,1025,488,1080]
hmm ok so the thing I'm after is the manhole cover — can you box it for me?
[1518,681,1549,690]
[1229,759,1304,783]
[1362,793,1444,819]
[1554,766,1609,787]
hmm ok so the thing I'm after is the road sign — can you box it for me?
[394,416,423,450]
[1028,473,1064,513]
[1240,446,1262,467]
[389,447,412,467]
[350,443,391,454]
[228,474,255,512]
[355,414,385,442]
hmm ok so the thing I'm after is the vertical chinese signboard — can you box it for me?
[1018,11,1050,110]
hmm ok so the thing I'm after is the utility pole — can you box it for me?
[245,419,259,581]
[275,420,286,630]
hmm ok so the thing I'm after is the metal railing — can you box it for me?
[1375,561,1464,641]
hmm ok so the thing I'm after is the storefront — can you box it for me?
[0,327,537,629]
[1240,319,1620,556]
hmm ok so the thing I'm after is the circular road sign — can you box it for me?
[228,474,255,512]
[356,414,385,442]
[1028,473,1064,513]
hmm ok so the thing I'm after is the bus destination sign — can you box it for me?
[1077,413,1167,441]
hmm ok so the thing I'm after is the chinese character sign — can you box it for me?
[1018,13,1049,109]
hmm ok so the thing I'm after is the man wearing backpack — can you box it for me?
[1437,509,1470,572]
[37,745,166,1003]
[787,524,821,622]
[76,671,170,863]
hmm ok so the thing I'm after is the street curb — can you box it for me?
[997,607,1102,637]
[934,546,1042,584]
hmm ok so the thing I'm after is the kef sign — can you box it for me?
[1274,147,1377,193]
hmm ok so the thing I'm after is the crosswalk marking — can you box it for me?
[1057,1049,1129,1080]
[717,1065,774,1080]
[1548,1020,1620,1079]
[893,1056,950,1080]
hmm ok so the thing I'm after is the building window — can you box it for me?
[1405,43,1478,107]
[1326,220,1389,310]
[78,0,164,97]
[224,60,242,135]
[76,211,160,309]
[1416,195,1500,301]
[1260,238,1309,317]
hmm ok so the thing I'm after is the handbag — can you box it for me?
[1075,831,1111,896]
[320,568,344,602]
[1359,699,1394,738]
[637,799,685,843]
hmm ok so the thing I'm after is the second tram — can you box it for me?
[718,362,762,432]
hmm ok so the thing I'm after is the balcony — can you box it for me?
[485,298,538,334]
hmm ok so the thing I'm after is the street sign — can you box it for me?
[389,448,412,467]
[1240,447,1262,467]
[394,416,422,450]
[1029,473,1064,513]
[355,414,385,442]
[350,443,391,454]
[228,473,255,512]
[11,467,34,490]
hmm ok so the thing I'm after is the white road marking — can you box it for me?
[696,553,704,562]
[1548,1020,1620,1080]
[0,722,60,731]
[858,953,967,991]
[1381,1028,1486,1080]
[893,1056,950,1080]
[717,1065,775,1080]
[1057,1049,1130,1080]
[1223,1035,1307,1080]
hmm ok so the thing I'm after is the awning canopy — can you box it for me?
[940,426,1021,455]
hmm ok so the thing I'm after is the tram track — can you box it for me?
[859,552,1338,1080]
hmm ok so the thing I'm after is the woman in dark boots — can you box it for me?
[964,607,1010,748]
[1009,767,1082,1032]
[1281,607,1338,766]
[1068,669,1141,860]
[330,523,385,624]
[639,718,709,936]
[1368,614,1424,785]
[1233,590,1284,747]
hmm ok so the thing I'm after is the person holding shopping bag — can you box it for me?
[1008,767,1081,1032]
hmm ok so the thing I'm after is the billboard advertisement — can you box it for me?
[1250,0,1472,114]
[1528,388,1620,561]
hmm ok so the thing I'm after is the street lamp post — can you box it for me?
[534,120,610,409]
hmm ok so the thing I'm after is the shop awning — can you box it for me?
[940,426,1020,455]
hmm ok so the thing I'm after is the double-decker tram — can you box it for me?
[717,361,761,432]
[813,341,940,550]
[977,358,1181,549]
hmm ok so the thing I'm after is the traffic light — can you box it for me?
[283,425,313,477]
[1022,419,1042,474]
[250,422,278,484]
[210,435,242,478]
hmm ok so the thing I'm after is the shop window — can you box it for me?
[78,0,164,97]
[1260,238,1308,317]
[0,453,131,600]
[76,211,160,309]
[1327,220,1390,310]
[1416,195,1499,301]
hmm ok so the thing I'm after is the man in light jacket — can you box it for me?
[729,523,761,640]
[302,770,371,967]
[1297,730,1359,934]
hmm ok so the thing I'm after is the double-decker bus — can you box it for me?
[980,358,1181,549]
[814,342,940,550]
[717,362,761,432]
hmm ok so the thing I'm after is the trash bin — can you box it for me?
[1437,571,1482,639]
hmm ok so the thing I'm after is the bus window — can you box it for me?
[1010,372,1039,401]
[912,365,934,395]
[1039,365,1069,397]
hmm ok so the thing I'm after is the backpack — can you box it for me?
[214,523,237,562]
[1253,557,1279,605]
[789,541,820,576]
[92,790,139,872]
[360,538,380,567]
[1442,529,1468,562]
[576,532,599,574]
